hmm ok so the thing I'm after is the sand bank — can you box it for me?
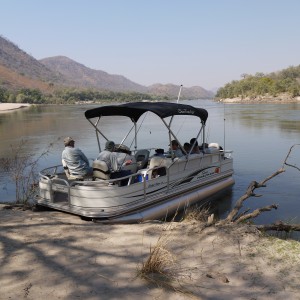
[0,205,299,299]
[0,103,31,113]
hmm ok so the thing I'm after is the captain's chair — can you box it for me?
[134,149,150,170]
[92,160,110,180]
[148,156,171,178]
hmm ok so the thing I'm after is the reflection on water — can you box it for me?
[227,103,300,133]
[0,100,299,231]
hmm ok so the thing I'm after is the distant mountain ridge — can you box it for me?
[147,83,213,99]
[40,56,147,93]
[0,35,213,99]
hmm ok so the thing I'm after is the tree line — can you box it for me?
[0,87,170,104]
[216,65,300,99]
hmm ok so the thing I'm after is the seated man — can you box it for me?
[183,142,191,154]
[62,137,92,178]
[97,141,130,185]
[190,138,200,154]
[96,140,118,173]
[114,144,136,185]
[114,144,136,170]
[168,140,184,158]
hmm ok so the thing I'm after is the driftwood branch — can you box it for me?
[234,204,278,224]
[232,208,251,222]
[218,144,300,226]
[282,143,300,172]
[256,221,300,232]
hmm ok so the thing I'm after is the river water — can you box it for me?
[0,100,299,228]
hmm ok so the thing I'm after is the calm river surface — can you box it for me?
[0,99,299,227]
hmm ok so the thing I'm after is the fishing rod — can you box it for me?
[168,85,183,145]
[223,101,226,152]
[176,84,183,104]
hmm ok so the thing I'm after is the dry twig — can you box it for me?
[218,144,300,229]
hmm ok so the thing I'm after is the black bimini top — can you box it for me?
[85,102,208,124]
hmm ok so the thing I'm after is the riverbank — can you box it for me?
[1,205,299,299]
[218,93,300,103]
[0,103,31,113]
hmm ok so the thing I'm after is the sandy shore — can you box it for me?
[0,205,299,300]
[0,103,31,113]
[218,95,300,103]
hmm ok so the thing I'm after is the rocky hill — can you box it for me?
[0,36,62,85]
[0,64,53,92]
[40,56,147,93]
[147,83,213,99]
[0,35,213,99]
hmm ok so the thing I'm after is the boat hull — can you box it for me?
[37,157,234,223]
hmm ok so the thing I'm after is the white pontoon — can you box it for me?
[37,102,234,223]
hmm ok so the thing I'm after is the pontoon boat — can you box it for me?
[37,102,234,223]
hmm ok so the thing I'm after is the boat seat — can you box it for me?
[122,162,138,174]
[204,143,220,154]
[148,156,172,178]
[92,160,110,180]
[134,149,150,170]
[208,142,220,149]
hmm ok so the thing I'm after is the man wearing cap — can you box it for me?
[96,140,118,172]
[62,137,92,178]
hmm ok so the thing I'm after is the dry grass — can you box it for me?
[181,205,212,223]
[0,139,55,205]
[137,206,213,288]
[138,229,177,280]
[137,224,195,296]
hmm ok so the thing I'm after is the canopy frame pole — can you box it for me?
[120,123,135,147]
[160,117,194,158]
[86,117,109,152]
[134,121,137,151]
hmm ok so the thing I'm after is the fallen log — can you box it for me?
[256,222,300,232]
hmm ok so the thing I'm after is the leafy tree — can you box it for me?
[216,65,300,100]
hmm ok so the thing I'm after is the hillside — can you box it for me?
[40,56,147,93]
[0,64,53,92]
[40,56,213,98]
[148,83,214,99]
[0,35,213,99]
[0,35,62,84]
[216,66,300,101]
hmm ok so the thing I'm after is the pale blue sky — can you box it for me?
[1,0,300,90]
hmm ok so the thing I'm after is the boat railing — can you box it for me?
[139,163,211,200]
[39,174,71,204]
[78,165,169,201]
[223,150,233,159]
[39,151,232,205]
[69,168,158,201]
[39,164,64,178]
[71,171,139,187]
